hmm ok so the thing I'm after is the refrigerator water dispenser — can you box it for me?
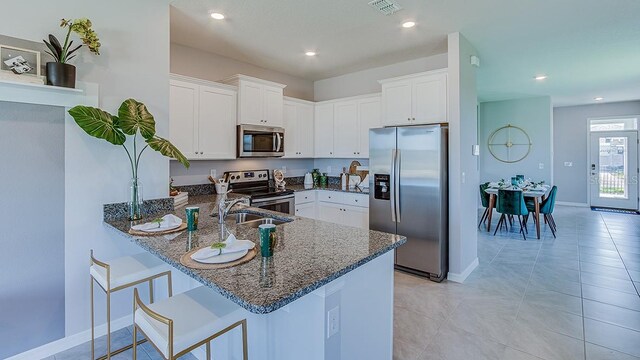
[374,174,391,200]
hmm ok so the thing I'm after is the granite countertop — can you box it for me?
[286,183,370,195]
[104,195,405,314]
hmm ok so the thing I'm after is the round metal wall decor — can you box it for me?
[487,124,532,163]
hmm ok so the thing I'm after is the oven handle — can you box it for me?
[251,194,294,204]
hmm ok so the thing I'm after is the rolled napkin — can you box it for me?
[191,233,256,261]
[131,214,183,233]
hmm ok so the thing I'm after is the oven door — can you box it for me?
[238,125,285,158]
[251,195,295,215]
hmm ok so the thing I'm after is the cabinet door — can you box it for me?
[357,97,381,158]
[314,103,335,158]
[169,80,198,159]
[317,202,344,224]
[412,73,447,124]
[283,102,298,157]
[238,81,263,125]
[344,205,369,229]
[263,86,284,127]
[295,202,316,219]
[198,86,237,159]
[333,100,359,158]
[382,80,412,126]
[297,103,315,158]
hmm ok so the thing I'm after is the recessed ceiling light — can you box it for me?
[210,13,225,20]
[594,97,604,101]
[305,51,317,57]
[534,75,548,81]
[402,21,416,28]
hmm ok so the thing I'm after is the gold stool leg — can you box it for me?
[149,279,154,304]
[132,326,137,360]
[206,342,211,360]
[91,277,95,360]
[167,271,173,297]
[106,290,111,359]
[241,319,248,360]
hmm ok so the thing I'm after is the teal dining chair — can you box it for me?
[525,186,558,237]
[494,189,529,240]
[478,182,491,229]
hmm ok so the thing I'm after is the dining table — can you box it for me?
[484,184,551,239]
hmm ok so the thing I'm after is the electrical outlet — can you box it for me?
[210,169,217,178]
[539,163,544,170]
[564,162,573,167]
[327,306,340,338]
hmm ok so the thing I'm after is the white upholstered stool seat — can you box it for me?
[90,250,172,359]
[90,252,168,290]
[133,286,248,359]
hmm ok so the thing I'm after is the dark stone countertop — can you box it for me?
[286,183,369,195]
[104,195,405,314]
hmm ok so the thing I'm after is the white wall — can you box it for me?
[479,97,553,183]
[553,100,640,204]
[171,43,314,101]
[447,33,479,282]
[313,53,448,101]
[0,0,176,345]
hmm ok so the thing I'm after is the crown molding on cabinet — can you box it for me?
[170,73,238,91]
[378,68,448,85]
[218,74,287,89]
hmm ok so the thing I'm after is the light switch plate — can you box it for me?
[472,144,480,156]
[327,306,340,338]
[210,169,217,178]
[539,163,544,169]
[564,162,573,167]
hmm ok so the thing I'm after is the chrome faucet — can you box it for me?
[217,191,247,224]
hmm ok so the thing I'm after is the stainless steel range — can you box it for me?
[224,169,294,215]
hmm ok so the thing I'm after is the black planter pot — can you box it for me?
[46,62,76,88]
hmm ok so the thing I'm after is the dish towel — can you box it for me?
[191,234,256,261]
[131,214,183,233]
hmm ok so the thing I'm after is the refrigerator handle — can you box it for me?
[390,149,397,222]
[395,149,401,223]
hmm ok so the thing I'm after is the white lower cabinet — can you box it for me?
[295,190,369,229]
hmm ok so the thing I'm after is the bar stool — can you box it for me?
[132,286,248,360]
[90,250,172,359]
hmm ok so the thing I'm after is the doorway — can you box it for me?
[589,130,639,210]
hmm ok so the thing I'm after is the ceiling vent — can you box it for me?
[368,0,403,15]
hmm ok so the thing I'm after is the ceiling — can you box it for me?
[170,0,640,106]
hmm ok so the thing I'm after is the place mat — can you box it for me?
[128,222,187,236]
[180,246,257,270]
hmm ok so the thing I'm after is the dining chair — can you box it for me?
[478,182,491,229]
[526,186,558,237]
[90,250,172,359]
[493,189,529,240]
[133,286,248,360]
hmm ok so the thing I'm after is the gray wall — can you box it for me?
[171,43,315,101]
[0,102,65,358]
[313,53,447,101]
[479,96,553,184]
[553,100,640,204]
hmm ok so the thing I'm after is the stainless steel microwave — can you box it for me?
[237,124,285,158]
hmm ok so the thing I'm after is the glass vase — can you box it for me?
[129,178,144,220]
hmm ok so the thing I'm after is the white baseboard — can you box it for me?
[556,201,589,207]
[6,315,132,360]
[447,257,479,283]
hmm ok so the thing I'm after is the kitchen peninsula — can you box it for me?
[105,194,405,360]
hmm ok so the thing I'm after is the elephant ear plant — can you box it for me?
[68,99,189,220]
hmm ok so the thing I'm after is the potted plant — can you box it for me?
[43,18,100,88]
[68,99,190,220]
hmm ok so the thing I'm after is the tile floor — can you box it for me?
[394,206,640,360]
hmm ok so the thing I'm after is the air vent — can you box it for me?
[368,0,403,15]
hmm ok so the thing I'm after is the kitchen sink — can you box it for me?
[234,212,289,228]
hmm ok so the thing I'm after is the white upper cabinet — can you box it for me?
[283,98,314,158]
[380,70,447,126]
[333,100,359,158]
[169,76,237,160]
[220,75,286,127]
[314,102,335,158]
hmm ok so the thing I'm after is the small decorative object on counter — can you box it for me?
[320,173,328,187]
[312,169,320,187]
[511,177,518,187]
[169,178,179,196]
[273,169,286,189]
[43,18,101,88]
[259,224,277,257]
[304,172,313,186]
[185,206,200,231]
[68,99,189,220]
[341,167,348,189]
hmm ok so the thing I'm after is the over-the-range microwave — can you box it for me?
[237,124,285,158]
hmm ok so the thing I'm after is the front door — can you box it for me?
[589,131,639,210]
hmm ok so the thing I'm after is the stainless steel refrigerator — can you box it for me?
[369,124,448,282]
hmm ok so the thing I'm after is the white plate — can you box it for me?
[139,223,182,233]
[192,249,249,264]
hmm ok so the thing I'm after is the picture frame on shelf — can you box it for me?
[0,44,44,85]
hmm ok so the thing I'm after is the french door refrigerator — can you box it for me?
[369,124,448,282]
